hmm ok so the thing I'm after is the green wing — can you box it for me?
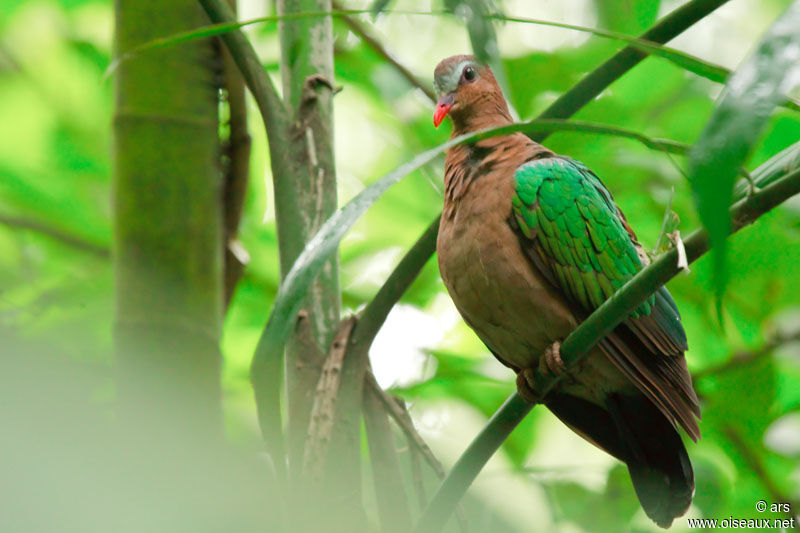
[511,156,654,318]
[512,156,700,439]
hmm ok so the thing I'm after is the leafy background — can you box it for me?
[1,0,800,531]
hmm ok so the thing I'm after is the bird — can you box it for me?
[432,54,700,528]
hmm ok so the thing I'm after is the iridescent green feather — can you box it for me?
[511,157,655,317]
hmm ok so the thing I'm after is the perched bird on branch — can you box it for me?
[433,54,700,528]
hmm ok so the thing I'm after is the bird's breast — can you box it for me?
[437,171,578,371]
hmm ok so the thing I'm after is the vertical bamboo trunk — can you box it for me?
[274,0,341,478]
[112,0,222,439]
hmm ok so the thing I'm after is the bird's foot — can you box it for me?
[515,341,566,404]
[540,340,565,377]
[516,368,541,404]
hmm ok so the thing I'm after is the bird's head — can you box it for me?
[432,55,511,131]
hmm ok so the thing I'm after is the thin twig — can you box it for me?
[0,214,109,258]
[365,372,445,478]
[693,330,800,381]
[722,426,799,521]
[414,164,800,533]
[366,373,470,533]
[332,0,436,102]
[409,436,428,513]
[364,369,414,533]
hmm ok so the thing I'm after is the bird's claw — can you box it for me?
[516,341,566,404]
[516,368,541,404]
[540,341,566,377]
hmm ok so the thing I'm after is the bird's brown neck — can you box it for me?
[441,88,552,218]
[442,132,552,220]
[449,95,513,137]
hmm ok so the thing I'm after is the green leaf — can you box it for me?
[444,0,498,63]
[700,354,778,444]
[105,9,373,77]
[445,0,512,101]
[595,0,661,34]
[544,465,639,532]
[369,0,393,17]
[687,1,800,306]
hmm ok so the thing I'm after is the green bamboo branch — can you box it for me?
[197,0,289,138]
[495,13,729,81]
[414,164,800,533]
[198,0,294,485]
[352,217,441,350]
[114,0,225,453]
[535,0,730,127]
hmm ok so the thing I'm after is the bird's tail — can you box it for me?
[606,393,694,528]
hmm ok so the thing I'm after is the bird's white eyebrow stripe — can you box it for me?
[435,60,475,95]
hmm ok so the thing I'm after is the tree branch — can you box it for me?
[353,217,440,350]
[722,426,799,521]
[693,330,800,381]
[364,372,470,533]
[218,0,252,307]
[303,316,356,482]
[415,165,800,533]
[198,0,288,134]
[365,371,445,478]
[534,0,731,130]
[0,214,109,258]
[198,0,295,485]
[331,0,436,102]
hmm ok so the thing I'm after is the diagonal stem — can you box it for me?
[0,213,109,257]
[198,0,294,485]
[331,0,436,102]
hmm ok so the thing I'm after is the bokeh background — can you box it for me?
[1,0,800,531]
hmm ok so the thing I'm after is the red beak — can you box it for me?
[433,93,455,128]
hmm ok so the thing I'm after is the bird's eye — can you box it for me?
[462,66,476,82]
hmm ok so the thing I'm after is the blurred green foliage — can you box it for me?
[1,0,799,531]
